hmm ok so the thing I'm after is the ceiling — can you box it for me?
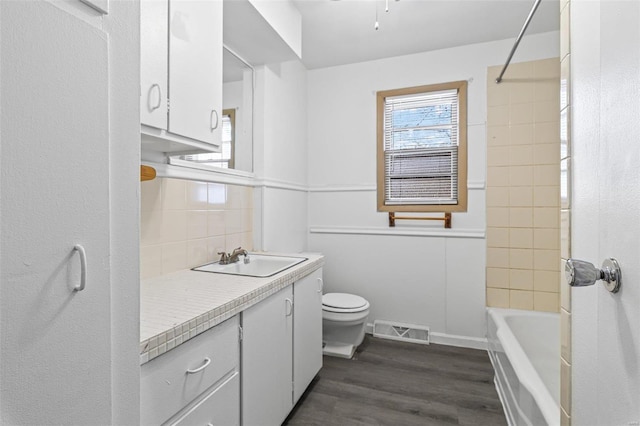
[292,0,560,69]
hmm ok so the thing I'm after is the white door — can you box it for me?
[0,2,113,423]
[570,0,640,424]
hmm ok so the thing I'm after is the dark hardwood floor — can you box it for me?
[284,335,507,426]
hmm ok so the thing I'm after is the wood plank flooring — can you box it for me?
[284,336,507,426]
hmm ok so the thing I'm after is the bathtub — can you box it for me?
[487,308,560,426]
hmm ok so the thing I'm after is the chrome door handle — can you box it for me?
[565,258,622,293]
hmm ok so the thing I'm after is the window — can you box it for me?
[377,81,467,212]
[176,109,235,169]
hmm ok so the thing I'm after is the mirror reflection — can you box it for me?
[174,47,254,173]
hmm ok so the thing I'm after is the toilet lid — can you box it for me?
[322,293,368,310]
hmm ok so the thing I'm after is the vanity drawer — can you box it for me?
[168,372,240,426]
[141,316,239,425]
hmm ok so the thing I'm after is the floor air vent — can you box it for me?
[373,320,430,345]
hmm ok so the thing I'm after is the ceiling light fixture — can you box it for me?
[375,0,397,30]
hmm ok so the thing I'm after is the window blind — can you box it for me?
[383,89,459,206]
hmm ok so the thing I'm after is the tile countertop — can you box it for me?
[140,253,324,365]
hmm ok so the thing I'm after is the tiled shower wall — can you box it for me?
[140,178,253,280]
[485,58,561,312]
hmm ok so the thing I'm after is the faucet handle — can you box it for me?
[218,251,229,263]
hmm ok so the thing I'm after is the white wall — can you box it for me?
[307,31,559,343]
[571,1,640,423]
[254,59,308,252]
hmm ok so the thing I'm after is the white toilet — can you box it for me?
[322,293,370,359]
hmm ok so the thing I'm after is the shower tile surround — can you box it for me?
[140,178,254,279]
[486,58,561,313]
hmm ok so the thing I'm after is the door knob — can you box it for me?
[565,258,622,293]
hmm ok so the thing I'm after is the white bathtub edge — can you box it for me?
[488,308,560,426]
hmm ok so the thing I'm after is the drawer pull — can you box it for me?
[186,357,211,374]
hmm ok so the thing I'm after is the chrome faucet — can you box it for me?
[218,247,250,265]
[217,251,230,264]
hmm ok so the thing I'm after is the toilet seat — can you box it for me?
[322,293,370,313]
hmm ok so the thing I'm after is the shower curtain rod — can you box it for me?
[495,0,543,84]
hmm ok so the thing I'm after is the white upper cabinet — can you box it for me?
[168,0,222,145]
[141,0,222,153]
[140,0,168,130]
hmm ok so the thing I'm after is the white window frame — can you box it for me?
[376,81,468,213]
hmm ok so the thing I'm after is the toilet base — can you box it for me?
[323,342,356,359]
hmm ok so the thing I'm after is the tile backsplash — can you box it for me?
[140,178,253,279]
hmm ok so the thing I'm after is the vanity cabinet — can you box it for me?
[140,316,239,425]
[242,268,324,424]
[140,0,222,153]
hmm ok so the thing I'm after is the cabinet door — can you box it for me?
[0,2,112,423]
[242,287,293,425]
[141,0,169,130]
[293,268,324,403]
[168,0,222,146]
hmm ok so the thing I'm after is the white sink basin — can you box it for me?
[192,254,307,277]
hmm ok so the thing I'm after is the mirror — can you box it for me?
[172,47,254,173]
